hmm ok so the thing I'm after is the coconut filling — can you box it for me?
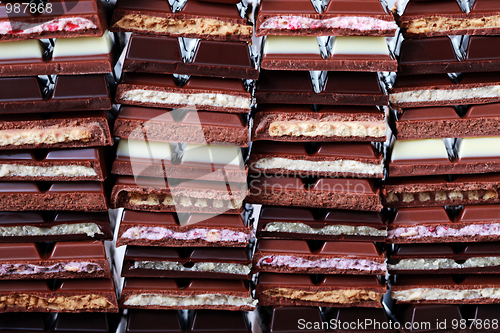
[129,193,243,210]
[402,16,500,35]
[254,158,384,176]
[263,288,383,304]
[0,262,103,276]
[388,223,500,239]
[133,261,251,275]
[0,223,103,238]
[257,255,386,272]
[121,90,251,110]
[123,294,257,308]
[386,190,498,203]
[0,124,100,147]
[0,18,97,35]
[389,86,500,104]
[268,121,386,138]
[264,222,387,237]
[121,226,250,243]
[389,257,500,270]
[0,294,114,310]
[392,288,500,301]
[0,164,97,178]
[260,16,398,31]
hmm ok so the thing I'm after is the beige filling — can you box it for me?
[0,294,114,310]
[403,15,500,35]
[129,193,242,210]
[0,223,103,237]
[264,222,387,236]
[0,125,95,147]
[113,14,252,37]
[133,261,251,275]
[392,288,500,301]
[386,190,498,203]
[0,164,97,178]
[269,121,385,138]
[263,288,383,304]
[389,257,500,270]
[390,86,500,105]
[123,293,257,307]
[254,158,383,175]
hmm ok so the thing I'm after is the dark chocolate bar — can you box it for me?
[123,35,258,79]
[253,239,386,275]
[120,278,256,311]
[0,182,108,212]
[0,212,112,243]
[256,273,385,307]
[122,246,251,279]
[116,210,252,247]
[0,148,107,181]
[249,141,384,178]
[324,307,397,333]
[248,176,383,211]
[0,241,110,280]
[0,75,112,114]
[257,206,387,242]
[114,107,249,147]
[252,104,386,142]
[111,0,253,41]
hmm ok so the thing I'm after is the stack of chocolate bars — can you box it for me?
[247,0,397,329]
[109,0,258,330]
[0,0,118,324]
[387,0,500,329]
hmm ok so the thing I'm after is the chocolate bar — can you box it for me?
[391,275,500,304]
[0,0,108,41]
[257,206,387,242]
[122,246,251,279]
[120,278,257,311]
[123,35,258,80]
[0,278,118,312]
[394,104,500,140]
[0,182,108,212]
[389,243,500,274]
[324,307,397,333]
[255,0,397,37]
[0,148,107,182]
[252,104,386,142]
[389,73,500,108]
[112,140,247,183]
[397,0,500,37]
[383,174,500,208]
[111,0,253,41]
[248,176,383,211]
[253,239,386,275]
[387,206,500,244]
[249,141,384,178]
[111,176,247,214]
[0,212,112,243]
[257,70,388,106]
[114,107,249,147]
[116,73,252,113]
[116,210,252,247]
[0,75,112,114]
[256,273,385,307]
[0,241,110,280]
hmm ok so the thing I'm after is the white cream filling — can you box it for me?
[124,294,257,307]
[254,158,383,175]
[133,261,251,275]
[0,17,97,35]
[389,257,500,270]
[260,16,397,32]
[121,90,251,110]
[0,223,103,238]
[390,86,500,104]
[392,288,500,301]
[269,121,386,138]
[0,164,97,178]
[264,222,387,236]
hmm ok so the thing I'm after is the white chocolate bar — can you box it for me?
[458,137,500,158]
[184,143,243,167]
[263,36,321,55]
[391,139,449,161]
[0,39,43,60]
[332,36,389,55]
[52,30,113,58]
[117,139,172,160]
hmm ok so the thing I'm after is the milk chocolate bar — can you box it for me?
[249,142,384,178]
[391,275,500,305]
[257,206,387,242]
[122,246,251,279]
[324,308,397,333]
[0,148,107,181]
[123,35,258,80]
[257,70,388,106]
[256,0,397,37]
[111,0,253,41]
[0,241,110,280]
[0,75,112,114]
[0,313,112,333]
[248,176,383,211]
[256,273,385,307]
[383,174,500,208]
[389,243,500,274]
[0,278,118,312]
[389,73,500,108]
[116,73,252,113]
[120,278,257,311]
[114,107,249,147]
[0,182,108,212]
[387,206,500,244]
[116,210,252,247]
[0,0,108,41]
[253,240,386,275]
[0,212,112,243]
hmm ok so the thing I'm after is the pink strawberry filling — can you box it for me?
[122,226,251,243]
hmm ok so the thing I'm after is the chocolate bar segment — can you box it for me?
[116,210,252,247]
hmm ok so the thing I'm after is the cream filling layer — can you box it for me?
[133,261,251,275]
[269,121,385,138]
[260,16,397,32]
[0,262,102,276]
[392,288,500,301]
[0,164,97,178]
[389,257,500,270]
[123,294,257,307]
[254,158,383,175]
[121,226,250,243]
[257,255,386,272]
[264,222,387,237]
[390,86,500,104]
[0,125,95,147]
[388,223,500,240]
[0,223,103,238]
[0,18,97,35]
